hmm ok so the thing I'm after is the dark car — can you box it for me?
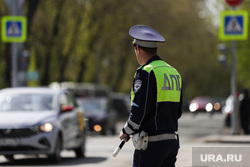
[0,87,88,162]
[77,98,117,135]
[111,93,130,119]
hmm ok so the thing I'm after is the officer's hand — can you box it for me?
[119,131,130,142]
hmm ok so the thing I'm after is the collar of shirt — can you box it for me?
[137,55,162,70]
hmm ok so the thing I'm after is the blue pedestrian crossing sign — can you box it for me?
[219,11,248,40]
[1,16,27,42]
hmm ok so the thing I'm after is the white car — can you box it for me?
[0,87,88,162]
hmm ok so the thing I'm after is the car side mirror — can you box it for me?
[62,105,74,112]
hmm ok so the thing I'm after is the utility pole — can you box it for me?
[221,0,247,134]
[4,0,24,87]
[231,38,238,134]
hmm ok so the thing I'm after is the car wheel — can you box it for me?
[74,133,86,158]
[190,112,197,116]
[111,126,116,135]
[101,129,107,135]
[48,136,62,163]
[4,155,14,161]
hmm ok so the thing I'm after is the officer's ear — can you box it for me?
[137,45,142,53]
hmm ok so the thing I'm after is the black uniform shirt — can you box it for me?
[123,55,182,136]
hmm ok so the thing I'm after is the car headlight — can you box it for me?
[93,124,102,132]
[40,123,54,132]
[223,106,232,114]
[189,103,198,112]
[213,102,221,111]
[205,103,213,112]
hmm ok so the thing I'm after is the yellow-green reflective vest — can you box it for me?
[131,60,182,104]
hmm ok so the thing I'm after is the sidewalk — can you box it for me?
[176,127,250,167]
[202,127,250,144]
[203,134,250,143]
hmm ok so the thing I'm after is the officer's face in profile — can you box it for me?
[134,45,143,65]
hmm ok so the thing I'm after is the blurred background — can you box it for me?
[1,0,250,166]
[0,0,249,100]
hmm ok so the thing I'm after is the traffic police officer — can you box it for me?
[119,25,182,167]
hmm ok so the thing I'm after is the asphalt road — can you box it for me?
[0,112,240,167]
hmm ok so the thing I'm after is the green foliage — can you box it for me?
[236,1,250,91]
[214,0,250,93]
[0,0,234,100]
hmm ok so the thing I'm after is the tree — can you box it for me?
[0,0,231,100]
[237,1,250,90]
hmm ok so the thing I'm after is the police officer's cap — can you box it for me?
[129,25,165,48]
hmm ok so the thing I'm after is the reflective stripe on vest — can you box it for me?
[130,72,137,106]
[131,87,135,106]
[142,60,182,102]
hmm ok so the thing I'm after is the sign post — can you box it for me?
[220,0,248,135]
[2,0,25,87]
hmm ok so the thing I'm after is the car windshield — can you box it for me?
[77,98,107,114]
[0,93,57,112]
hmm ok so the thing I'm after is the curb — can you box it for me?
[203,134,250,143]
